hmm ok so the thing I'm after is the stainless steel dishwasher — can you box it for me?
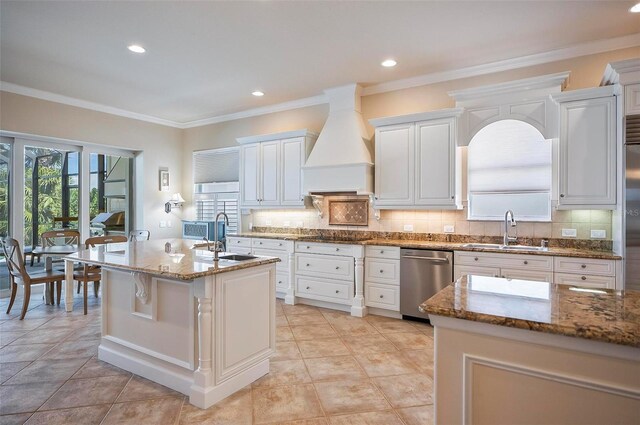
[400,249,454,320]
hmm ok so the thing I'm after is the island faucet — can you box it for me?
[213,212,230,262]
[503,210,517,246]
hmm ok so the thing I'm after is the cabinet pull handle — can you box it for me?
[379,295,384,298]
[335,290,340,293]
[474,257,479,261]
[581,264,587,269]
[379,269,384,273]
[278,280,282,284]
[306,263,310,267]
[335,248,340,251]
[236,241,240,243]
[306,286,310,289]
[560,194,565,198]
[380,250,384,254]
[523,261,528,265]
[581,276,587,281]
[335,266,340,270]
[279,243,282,246]
[259,241,263,245]
[306,246,310,249]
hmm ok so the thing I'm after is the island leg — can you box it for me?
[64,258,75,312]
[191,276,214,408]
[285,252,296,305]
[351,250,367,317]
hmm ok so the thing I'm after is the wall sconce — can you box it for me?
[165,193,185,213]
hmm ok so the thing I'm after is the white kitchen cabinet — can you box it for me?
[281,137,305,206]
[369,109,462,210]
[259,141,280,206]
[239,144,261,207]
[626,83,640,115]
[553,86,617,209]
[364,246,400,313]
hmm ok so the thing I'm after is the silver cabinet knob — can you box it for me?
[335,248,340,251]
[306,286,310,289]
[524,261,528,265]
[306,246,310,249]
[306,263,310,267]
[379,295,384,298]
[278,243,282,246]
[278,280,282,284]
[380,250,384,254]
[581,276,587,281]
[581,264,587,269]
[474,257,479,261]
[259,241,263,245]
[335,266,340,270]
[335,290,340,293]
[560,194,565,198]
[379,269,384,273]
[236,241,240,243]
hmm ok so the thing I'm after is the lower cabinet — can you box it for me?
[364,246,400,312]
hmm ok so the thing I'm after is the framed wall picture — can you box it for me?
[159,168,170,192]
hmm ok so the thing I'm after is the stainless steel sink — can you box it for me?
[461,243,548,252]
[219,254,258,261]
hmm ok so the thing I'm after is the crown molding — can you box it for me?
[369,107,464,128]
[601,58,640,85]
[0,82,182,128]
[361,32,640,96]
[236,128,319,145]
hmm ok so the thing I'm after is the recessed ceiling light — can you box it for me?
[252,91,265,97]
[381,59,397,67]
[127,44,146,53]
[630,2,640,12]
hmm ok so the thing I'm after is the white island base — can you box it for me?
[79,262,276,409]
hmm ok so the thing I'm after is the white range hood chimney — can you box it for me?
[302,84,373,195]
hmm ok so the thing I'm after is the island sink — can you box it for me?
[219,254,258,261]
[462,243,548,252]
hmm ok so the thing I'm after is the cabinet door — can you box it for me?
[240,144,260,207]
[415,118,456,207]
[281,137,305,206]
[260,141,280,206]
[374,123,414,206]
[626,84,640,116]
[558,96,616,208]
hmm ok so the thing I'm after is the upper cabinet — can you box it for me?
[370,109,462,210]
[552,86,618,209]
[238,130,317,209]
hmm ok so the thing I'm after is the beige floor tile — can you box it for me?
[304,356,367,382]
[272,341,302,361]
[117,375,182,402]
[24,405,110,425]
[0,381,64,415]
[365,317,419,334]
[102,396,184,425]
[297,338,350,358]
[291,324,338,341]
[329,320,379,336]
[271,419,328,425]
[282,304,320,316]
[0,318,50,332]
[276,315,289,327]
[328,410,404,425]
[0,361,30,384]
[396,405,435,425]
[410,321,434,336]
[276,326,295,342]
[286,313,328,326]
[0,343,56,363]
[384,332,434,350]
[314,380,390,415]
[319,310,351,323]
[0,412,33,425]
[0,331,26,347]
[9,328,73,345]
[179,386,252,424]
[5,358,87,385]
[401,349,434,376]
[65,325,102,341]
[252,384,324,424]
[38,338,98,360]
[39,375,131,410]
[372,374,433,408]
[354,352,418,377]
[71,357,132,379]
[37,316,94,330]
[253,359,311,388]
[341,334,397,354]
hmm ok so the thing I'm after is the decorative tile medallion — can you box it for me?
[328,200,369,226]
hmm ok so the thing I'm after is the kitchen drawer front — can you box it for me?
[553,272,615,289]
[365,283,400,311]
[227,237,252,249]
[365,258,400,285]
[365,245,401,260]
[295,241,356,257]
[253,248,288,273]
[456,252,552,271]
[553,257,615,277]
[276,273,289,292]
[454,265,501,281]
[252,238,293,251]
[500,268,553,283]
[295,253,354,281]
[295,276,352,304]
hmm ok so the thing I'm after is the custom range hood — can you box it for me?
[302,84,373,195]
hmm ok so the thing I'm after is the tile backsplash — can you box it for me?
[246,196,612,240]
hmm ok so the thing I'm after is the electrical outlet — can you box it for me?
[591,229,606,239]
[167,221,172,228]
[265,219,272,226]
[403,224,414,232]
[283,221,291,228]
[159,221,166,228]
[444,225,455,233]
[561,228,577,237]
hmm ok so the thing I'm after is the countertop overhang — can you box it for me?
[65,239,280,281]
[420,275,640,347]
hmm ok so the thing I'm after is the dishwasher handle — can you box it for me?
[402,255,450,263]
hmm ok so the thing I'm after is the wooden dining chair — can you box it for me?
[74,235,128,314]
[32,229,80,266]
[129,230,150,241]
[2,237,65,320]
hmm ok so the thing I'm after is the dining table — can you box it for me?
[31,244,79,305]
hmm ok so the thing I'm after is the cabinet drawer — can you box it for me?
[501,268,553,283]
[253,248,288,273]
[276,273,289,292]
[365,245,401,260]
[365,258,400,285]
[252,238,292,251]
[454,265,500,281]
[296,276,351,304]
[227,237,252,249]
[365,283,400,311]
[295,253,354,281]
[295,241,356,257]
[456,252,553,271]
[553,257,615,277]
[553,272,615,289]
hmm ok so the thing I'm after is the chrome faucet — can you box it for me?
[503,210,517,246]
[213,212,230,262]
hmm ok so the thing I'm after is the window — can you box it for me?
[195,193,239,235]
[467,119,552,221]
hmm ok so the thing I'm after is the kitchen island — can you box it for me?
[421,275,640,424]
[64,239,279,409]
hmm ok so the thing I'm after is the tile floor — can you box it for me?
[0,290,434,424]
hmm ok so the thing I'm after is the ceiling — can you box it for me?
[1,1,639,125]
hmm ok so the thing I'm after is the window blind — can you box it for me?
[193,148,239,184]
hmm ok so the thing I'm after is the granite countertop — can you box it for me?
[230,233,621,260]
[65,239,280,281]
[420,275,640,347]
